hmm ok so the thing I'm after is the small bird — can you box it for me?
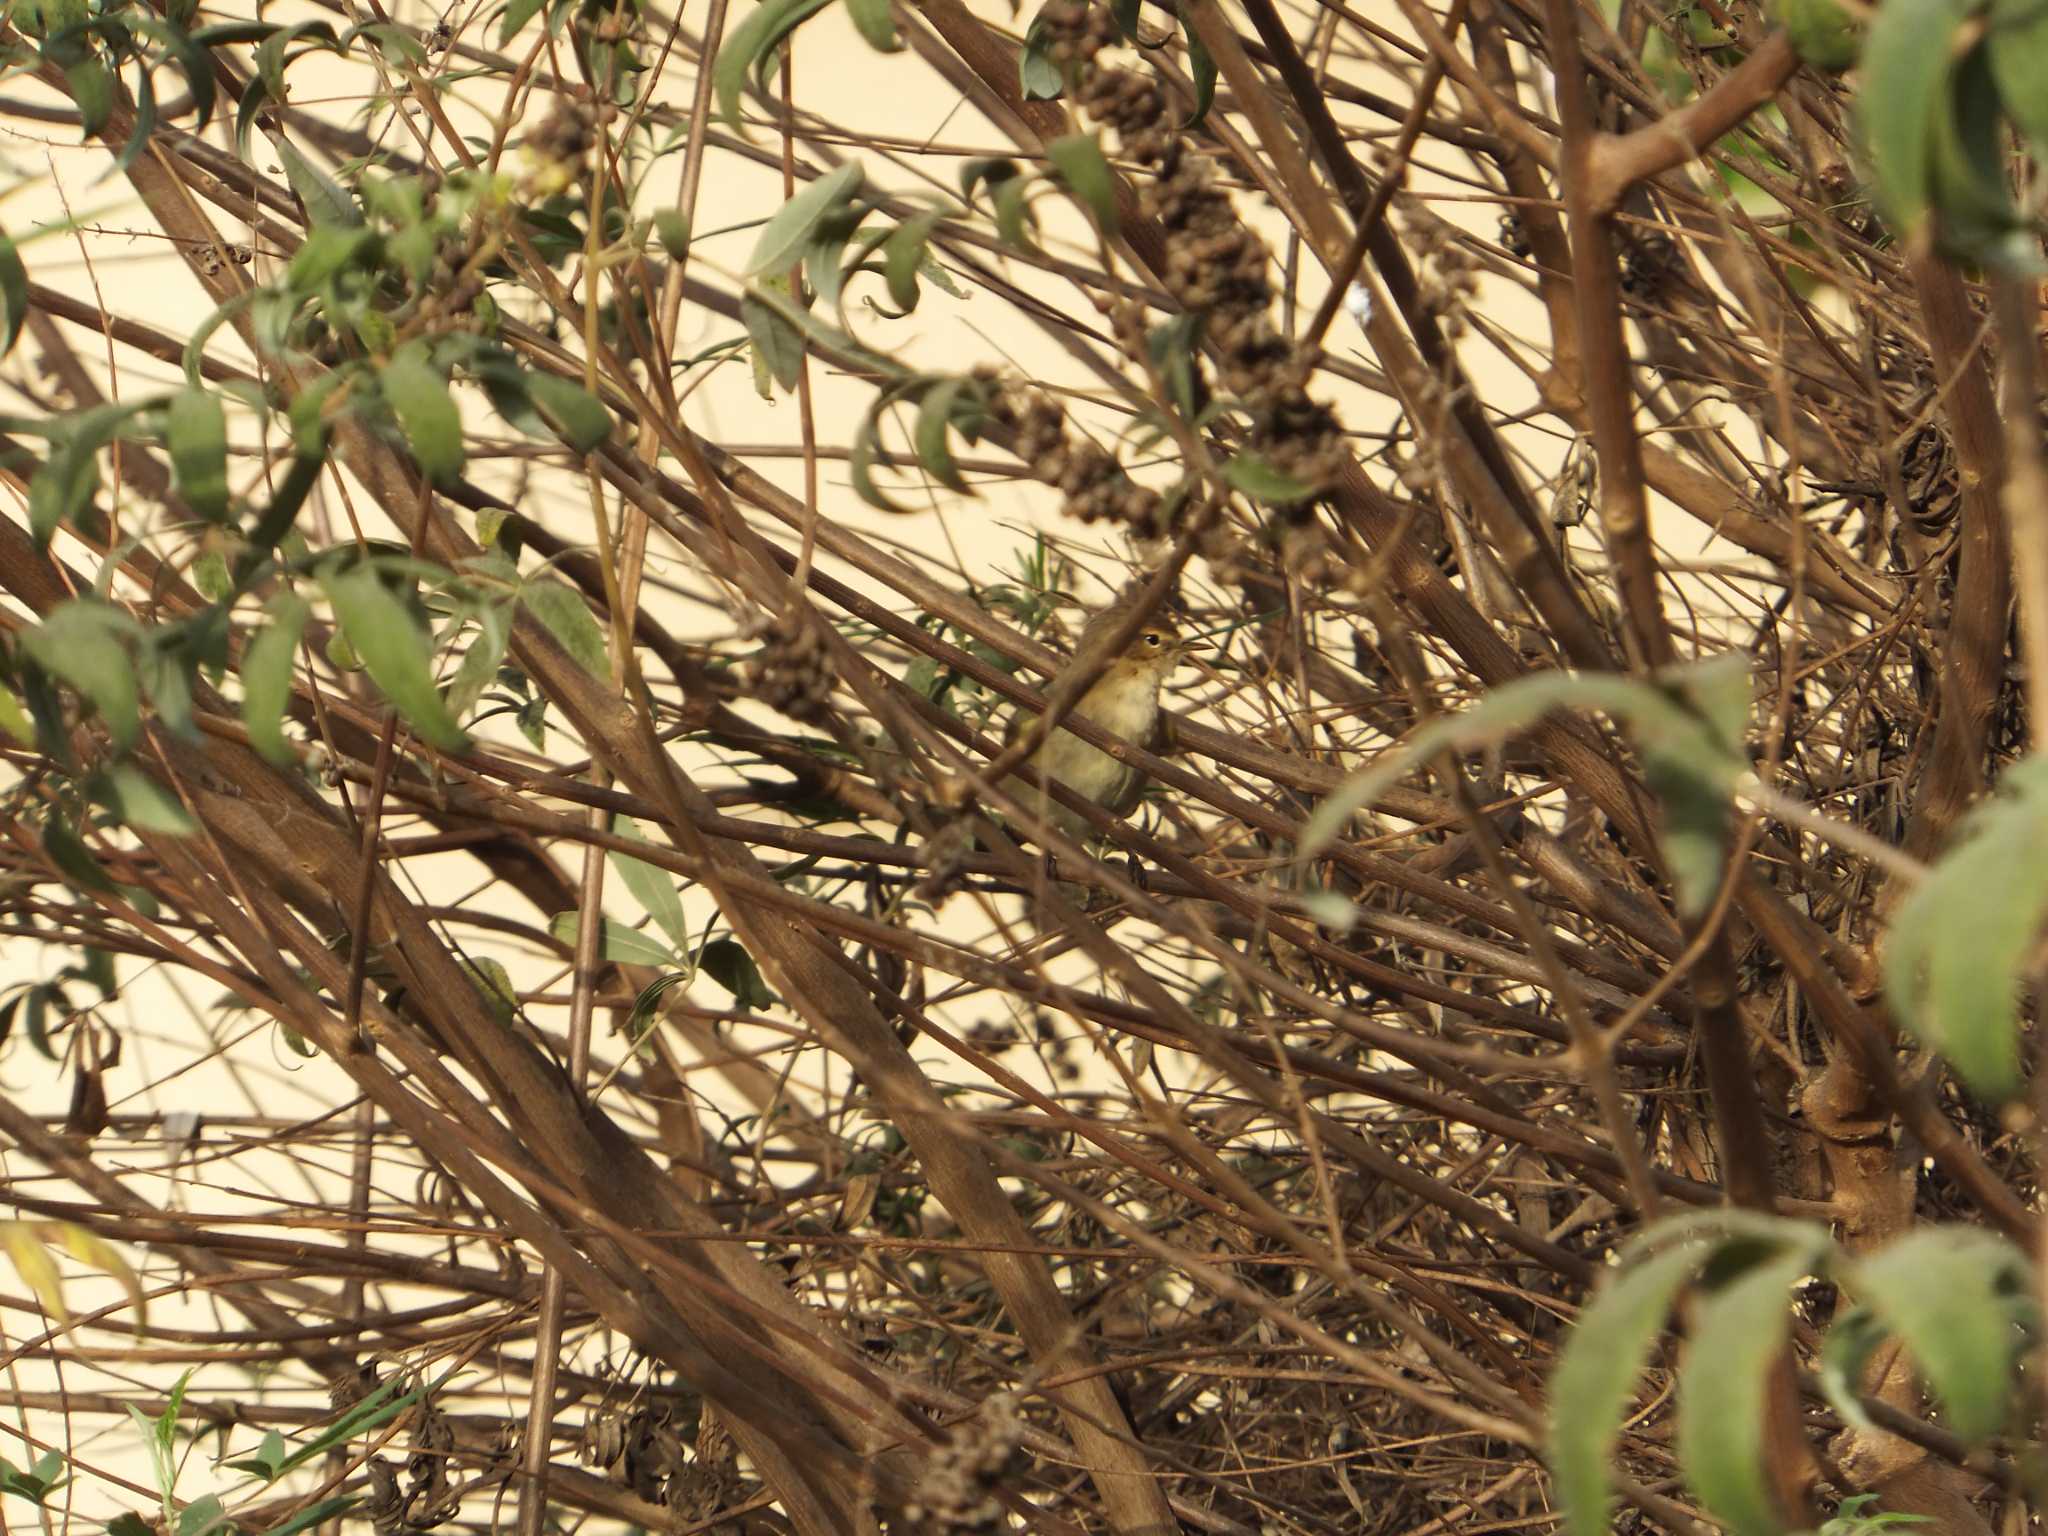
[1000,608,1204,842]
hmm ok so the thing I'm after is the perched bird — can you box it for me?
[1000,607,1204,842]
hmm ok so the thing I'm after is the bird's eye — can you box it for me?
[1145,633,1161,647]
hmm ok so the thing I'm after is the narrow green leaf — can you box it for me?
[321,565,469,752]
[0,229,26,362]
[42,815,114,894]
[65,56,114,137]
[547,911,679,967]
[745,159,865,278]
[1223,451,1313,505]
[520,580,610,680]
[1848,1228,2031,1443]
[22,602,140,749]
[1046,132,1118,233]
[241,594,308,767]
[1548,1241,1710,1536]
[166,389,229,524]
[524,372,613,452]
[741,291,805,393]
[30,402,143,545]
[379,347,464,486]
[284,226,377,293]
[1300,661,1750,881]
[611,816,690,949]
[1676,1249,1815,1536]
[273,137,360,228]
[883,211,945,312]
[845,0,902,51]
[499,0,547,43]
[98,763,197,836]
[444,602,512,721]
[0,687,31,748]
[1817,1306,1888,1436]
[1991,0,2048,152]
[913,377,974,494]
[261,1495,358,1536]
[1856,0,1972,241]
[713,0,835,127]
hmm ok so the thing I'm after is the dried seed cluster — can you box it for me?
[742,611,834,719]
[1043,0,1344,495]
[978,2,1346,571]
[980,373,1172,537]
[897,1392,1027,1533]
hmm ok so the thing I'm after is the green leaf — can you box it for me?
[461,955,519,1026]
[745,159,865,278]
[610,817,690,949]
[1046,132,1117,233]
[273,137,360,228]
[444,602,512,721]
[1816,1306,1887,1436]
[1300,661,1751,914]
[97,763,196,836]
[42,815,114,894]
[524,372,613,452]
[0,687,31,748]
[1548,1240,1711,1536]
[321,564,469,752]
[547,911,678,967]
[65,55,114,137]
[883,211,945,312]
[1020,15,1063,98]
[166,389,229,524]
[714,0,835,127]
[260,1495,356,1536]
[913,377,976,494]
[1885,755,2048,1100]
[226,1428,288,1482]
[284,225,377,293]
[31,402,144,545]
[1856,0,1971,243]
[742,290,805,394]
[1991,0,2048,153]
[520,580,610,680]
[702,936,778,1009]
[1223,451,1313,505]
[241,595,308,767]
[1847,1227,2031,1443]
[500,0,548,43]
[846,0,902,51]
[0,228,26,362]
[22,602,140,749]
[652,209,692,259]
[1923,44,2032,269]
[379,346,464,486]
[176,1492,227,1536]
[1676,1248,1815,1536]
